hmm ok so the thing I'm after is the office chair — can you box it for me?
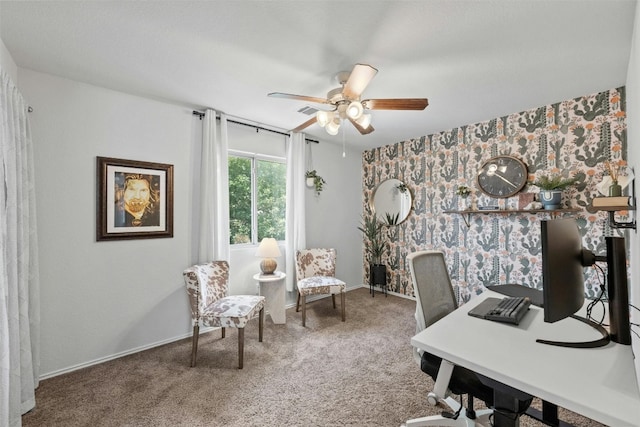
[295,248,346,327]
[403,251,532,427]
[183,261,265,369]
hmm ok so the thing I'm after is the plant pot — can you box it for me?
[306,177,314,188]
[458,197,469,211]
[539,190,562,210]
[370,263,387,286]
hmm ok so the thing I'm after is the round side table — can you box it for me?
[253,271,287,324]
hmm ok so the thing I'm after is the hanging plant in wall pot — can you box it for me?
[305,170,326,195]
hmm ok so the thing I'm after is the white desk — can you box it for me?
[253,271,286,324]
[411,291,640,426]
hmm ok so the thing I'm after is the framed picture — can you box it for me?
[97,156,174,241]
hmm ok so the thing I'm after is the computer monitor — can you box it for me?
[537,218,631,348]
[540,218,585,324]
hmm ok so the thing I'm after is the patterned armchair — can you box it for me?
[295,248,346,327]
[183,261,265,369]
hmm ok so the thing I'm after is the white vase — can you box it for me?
[458,197,469,211]
[306,177,314,188]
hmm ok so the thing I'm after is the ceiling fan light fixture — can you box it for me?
[269,63,427,136]
[356,113,372,129]
[346,101,364,120]
[316,110,331,127]
[326,120,340,135]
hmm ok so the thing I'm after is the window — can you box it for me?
[228,152,286,245]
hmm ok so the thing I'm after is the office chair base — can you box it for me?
[403,395,493,427]
[427,392,438,406]
[403,408,492,427]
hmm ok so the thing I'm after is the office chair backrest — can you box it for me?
[407,251,458,330]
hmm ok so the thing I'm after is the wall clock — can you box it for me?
[476,155,528,198]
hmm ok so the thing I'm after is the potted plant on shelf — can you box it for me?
[357,214,388,295]
[305,170,326,195]
[531,174,579,210]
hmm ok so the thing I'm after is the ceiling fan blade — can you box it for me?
[363,98,429,110]
[292,117,318,132]
[342,64,378,99]
[348,117,375,135]
[268,92,329,105]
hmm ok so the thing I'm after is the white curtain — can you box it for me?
[285,132,306,291]
[198,109,230,263]
[0,68,40,426]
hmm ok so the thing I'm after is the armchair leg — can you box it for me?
[341,292,346,322]
[259,308,264,342]
[222,327,226,339]
[238,327,244,369]
[332,294,336,309]
[296,292,301,312]
[301,294,306,327]
[190,324,199,367]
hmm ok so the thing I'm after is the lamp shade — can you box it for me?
[355,113,372,129]
[256,237,281,275]
[346,101,364,120]
[316,110,331,127]
[326,119,340,135]
[255,237,281,258]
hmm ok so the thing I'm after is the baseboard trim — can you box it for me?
[358,284,416,301]
[39,327,216,380]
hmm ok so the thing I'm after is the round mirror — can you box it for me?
[371,179,412,225]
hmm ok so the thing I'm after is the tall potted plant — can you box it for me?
[357,214,388,293]
[531,174,579,209]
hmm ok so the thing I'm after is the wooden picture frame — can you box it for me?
[97,156,174,241]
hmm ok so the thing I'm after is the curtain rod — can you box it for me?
[192,110,319,144]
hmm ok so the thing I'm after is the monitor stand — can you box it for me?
[489,284,611,348]
[535,314,610,348]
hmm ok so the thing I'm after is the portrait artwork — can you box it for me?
[97,157,174,241]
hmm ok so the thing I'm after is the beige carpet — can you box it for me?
[23,288,604,426]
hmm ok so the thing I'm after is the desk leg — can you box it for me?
[493,391,520,427]
[259,279,286,324]
[525,401,573,427]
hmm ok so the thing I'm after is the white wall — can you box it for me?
[16,68,364,377]
[304,139,364,289]
[19,69,197,376]
[625,1,640,387]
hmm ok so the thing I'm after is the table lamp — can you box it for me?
[255,237,281,275]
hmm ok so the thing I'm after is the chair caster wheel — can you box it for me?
[427,392,438,406]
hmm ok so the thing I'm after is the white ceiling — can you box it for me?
[0,0,636,150]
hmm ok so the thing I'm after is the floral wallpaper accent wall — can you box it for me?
[362,87,628,303]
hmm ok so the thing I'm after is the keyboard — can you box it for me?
[468,296,531,325]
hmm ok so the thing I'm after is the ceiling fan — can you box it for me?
[268,63,429,136]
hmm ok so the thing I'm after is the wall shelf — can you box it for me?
[586,204,636,230]
[443,208,581,227]
[584,175,637,231]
